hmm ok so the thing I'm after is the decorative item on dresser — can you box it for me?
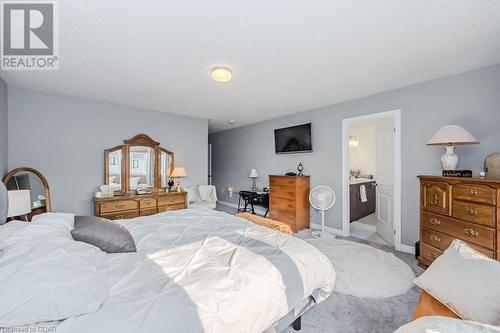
[94,192,187,220]
[96,134,187,219]
[268,175,310,233]
[426,125,479,171]
[418,175,500,268]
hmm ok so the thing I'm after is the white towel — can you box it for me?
[359,185,367,203]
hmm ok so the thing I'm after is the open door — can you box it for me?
[375,119,394,245]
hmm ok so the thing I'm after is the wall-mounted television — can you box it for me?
[274,123,312,154]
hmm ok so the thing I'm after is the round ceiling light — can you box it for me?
[211,66,232,83]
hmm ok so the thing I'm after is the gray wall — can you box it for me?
[8,86,208,215]
[209,64,500,247]
[0,78,7,177]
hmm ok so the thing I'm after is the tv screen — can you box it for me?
[274,123,312,154]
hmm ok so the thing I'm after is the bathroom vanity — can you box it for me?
[350,178,376,222]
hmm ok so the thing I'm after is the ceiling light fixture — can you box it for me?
[228,120,235,125]
[211,66,232,83]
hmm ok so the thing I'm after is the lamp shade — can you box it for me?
[249,169,259,178]
[170,167,187,178]
[7,190,31,217]
[427,125,479,145]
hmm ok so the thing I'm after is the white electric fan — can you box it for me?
[309,185,336,238]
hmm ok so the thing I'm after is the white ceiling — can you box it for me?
[2,1,500,133]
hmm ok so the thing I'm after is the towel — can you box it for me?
[359,185,367,203]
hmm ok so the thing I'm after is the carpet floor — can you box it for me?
[282,237,424,333]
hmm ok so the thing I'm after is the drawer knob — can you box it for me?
[429,218,441,226]
[464,228,479,237]
[115,203,125,209]
[464,188,478,196]
[145,211,154,216]
[114,215,124,220]
[465,208,477,216]
[430,252,438,258]
[430,193,439,206]
[430,235,441,243]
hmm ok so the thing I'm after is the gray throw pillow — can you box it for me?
[0,182,8,225]
[71,216,136,253]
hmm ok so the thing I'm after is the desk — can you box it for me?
[237,190,269,217]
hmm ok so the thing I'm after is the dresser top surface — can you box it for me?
[418,175,500,185]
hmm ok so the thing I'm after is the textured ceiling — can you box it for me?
[2,0,500,133]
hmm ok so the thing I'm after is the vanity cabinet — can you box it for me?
[349,181,376,222]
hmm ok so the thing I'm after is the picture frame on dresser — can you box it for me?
[418,175,499,268]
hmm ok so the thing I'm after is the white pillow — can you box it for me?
[0,214,108,327]
[395,316,500,333]
[414,240,500,325]
[199,185,213,201]
[186,187,202,203]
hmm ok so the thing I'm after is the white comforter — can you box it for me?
[11,208,335,333]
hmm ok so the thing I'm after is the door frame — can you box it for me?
[341,109,402,251]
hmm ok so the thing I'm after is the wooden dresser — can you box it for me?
[94,192,187,220]
[418,176,500,268]
[269,175,310,233]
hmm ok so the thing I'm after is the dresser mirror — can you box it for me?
[104,134,174,194]
[105,145,126,194]
[3,167,52,221]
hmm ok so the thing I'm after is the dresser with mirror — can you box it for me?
[94,134,187,220]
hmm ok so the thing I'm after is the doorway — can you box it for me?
[341,110,402,250]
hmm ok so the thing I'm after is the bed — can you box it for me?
[0,208,335,333]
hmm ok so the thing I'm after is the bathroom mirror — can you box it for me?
[3,167,52,221]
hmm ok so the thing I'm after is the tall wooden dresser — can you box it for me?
[269,175,310,233]
[418,176,500,268]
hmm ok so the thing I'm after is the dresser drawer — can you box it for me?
[422,212,495,249]
[421,227,495,258]
[420,242,443,264]
[140,208,158,216]
[139,198,157,209]
[453,184,496,206]
[101,210,139,221]
[421,181,450,216]
[270,196,295,210]
[158,194,185,206]
[452,200,495,227]
[270,177,296,187]
[158,203,185,212]
[270,186,296,200]
[100,200,138,214]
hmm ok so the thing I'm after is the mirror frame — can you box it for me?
[104,134,175,194]
[3,167,52,220]
[104,145,127,195]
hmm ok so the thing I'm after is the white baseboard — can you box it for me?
[217,200,267,215]
[398,244,415,255]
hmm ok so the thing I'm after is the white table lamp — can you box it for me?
[170,167,187,192]
[249,169,259,190]
[7,190,32,218]
[427,125,479,170]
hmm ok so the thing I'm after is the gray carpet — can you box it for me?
[282,237,424,333]
[215,205,423,333]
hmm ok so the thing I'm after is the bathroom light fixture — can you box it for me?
[349,135,359,147]
[211,66,232,83]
